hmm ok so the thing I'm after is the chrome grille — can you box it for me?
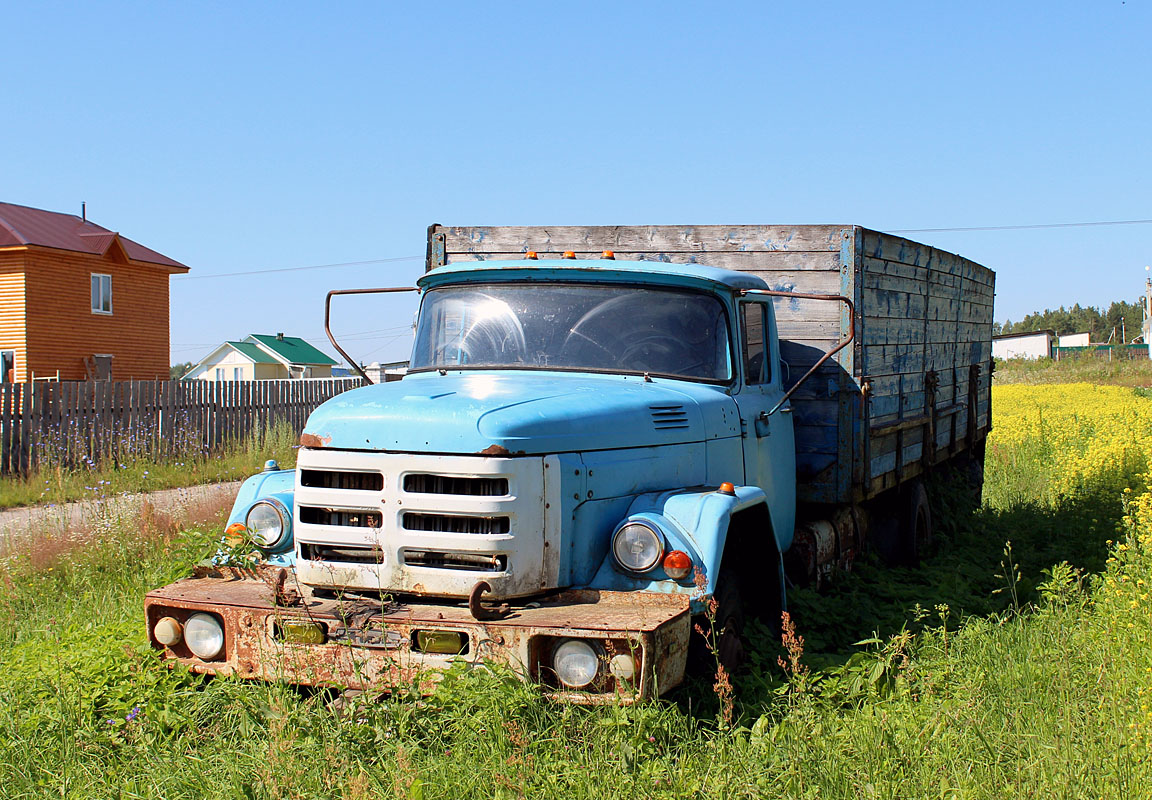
[403,474,509,496]
[300,469,383,491]
[402,513,510,535]
[299,506,382,528]
[402,550,507,572]
[300,543,384,564]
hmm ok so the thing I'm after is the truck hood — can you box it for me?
[301,371,739,455]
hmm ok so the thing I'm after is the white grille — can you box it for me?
[293,450,550,599]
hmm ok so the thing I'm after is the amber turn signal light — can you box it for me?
[663,550,693,580]
[224,522,247,546]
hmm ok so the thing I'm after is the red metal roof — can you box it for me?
[0,202,188,271]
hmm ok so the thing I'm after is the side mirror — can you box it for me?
[740,289,855,416]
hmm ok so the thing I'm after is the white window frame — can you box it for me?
[91,273,113,315]
[215,368,225,381]
[233,367,243,381]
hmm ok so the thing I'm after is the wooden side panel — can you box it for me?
[0,252,28,382]
[22,247,174,380]
[860,232,995,493]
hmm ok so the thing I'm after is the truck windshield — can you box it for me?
[410,283,732,382]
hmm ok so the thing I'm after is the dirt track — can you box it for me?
[0,481,242,545]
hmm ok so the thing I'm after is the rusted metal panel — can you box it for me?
[145,572,690,703]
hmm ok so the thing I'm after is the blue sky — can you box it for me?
[4,1,1150,365]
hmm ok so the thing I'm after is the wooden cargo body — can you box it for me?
[427,225,995,506]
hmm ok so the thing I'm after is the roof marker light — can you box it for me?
[562,251,576,259]
[602,250,615,259]
[525,251,538,260]
[718,482,736,496]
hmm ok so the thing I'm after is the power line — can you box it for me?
[892,218,1152,233]
[174,255,422,281]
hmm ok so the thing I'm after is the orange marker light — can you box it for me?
[718,482,736,496]
[663,550,693,580]
[562,251,576,259]
[224,522,248,546]
[525,251,539,260]
[602,250,616,259]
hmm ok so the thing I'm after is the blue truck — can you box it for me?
[145,224,994,701]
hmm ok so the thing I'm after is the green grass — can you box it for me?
[0,423,300,510]
[994,352,1152,386]
[1,407,1151,797]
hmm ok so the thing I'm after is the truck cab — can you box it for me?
[291,258,794,607]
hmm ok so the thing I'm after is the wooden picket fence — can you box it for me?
[0,378,363,476]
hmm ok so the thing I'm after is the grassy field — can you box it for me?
[0,423,300,510]
[993,352,1152,387]
[1,378,1151,798]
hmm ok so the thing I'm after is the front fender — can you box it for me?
[227,469,296,566]
[588,485,768,600]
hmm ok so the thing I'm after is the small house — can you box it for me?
[992,330,1056,360]
[0,202,189,381]
[1058,332,1091,348]
[184,333,337,380]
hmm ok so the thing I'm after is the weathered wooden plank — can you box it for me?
[863,271,929,296]
[861,290,928,319]
[438,225,849,256]
[443,250,846,274]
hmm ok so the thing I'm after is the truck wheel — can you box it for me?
[688,569,746,678]
[901,481,933,565]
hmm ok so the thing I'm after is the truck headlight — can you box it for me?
[612,521,664,573]
[246,501,289,549]
[185,613,225,659]
[553,639,600,688]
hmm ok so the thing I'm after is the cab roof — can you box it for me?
[419,258,770,292]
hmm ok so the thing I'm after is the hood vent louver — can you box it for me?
[650,404,689,430]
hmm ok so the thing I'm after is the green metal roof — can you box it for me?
[248,334,337,366]
[227,341,279,364]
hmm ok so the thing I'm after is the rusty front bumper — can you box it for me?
[144,567,691,703]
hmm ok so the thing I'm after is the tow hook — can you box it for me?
[468,581,510,621]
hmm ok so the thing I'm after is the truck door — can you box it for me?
[734,301,796,541]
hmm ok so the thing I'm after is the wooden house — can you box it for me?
[0,202,188,381]
[183,333,337,380]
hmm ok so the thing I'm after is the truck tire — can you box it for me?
[900,481,933,565]
[688,569,745,678]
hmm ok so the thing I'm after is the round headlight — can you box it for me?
[185,612,225,660]
[246,501,287,548]
[612,521,664,573]
[153,616,183,647]
[553,639,600,689]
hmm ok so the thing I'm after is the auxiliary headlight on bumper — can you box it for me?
[552,639,601,689]
[184,613,225,659]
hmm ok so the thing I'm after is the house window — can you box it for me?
[1,350,14,383]
[215,368,225,381]
[91,274,113,314]
[233,367,243,381]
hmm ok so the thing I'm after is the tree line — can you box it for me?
[995,298,1146,344]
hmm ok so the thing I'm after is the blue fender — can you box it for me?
[226,466,296,566]
[588,485,786,609]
